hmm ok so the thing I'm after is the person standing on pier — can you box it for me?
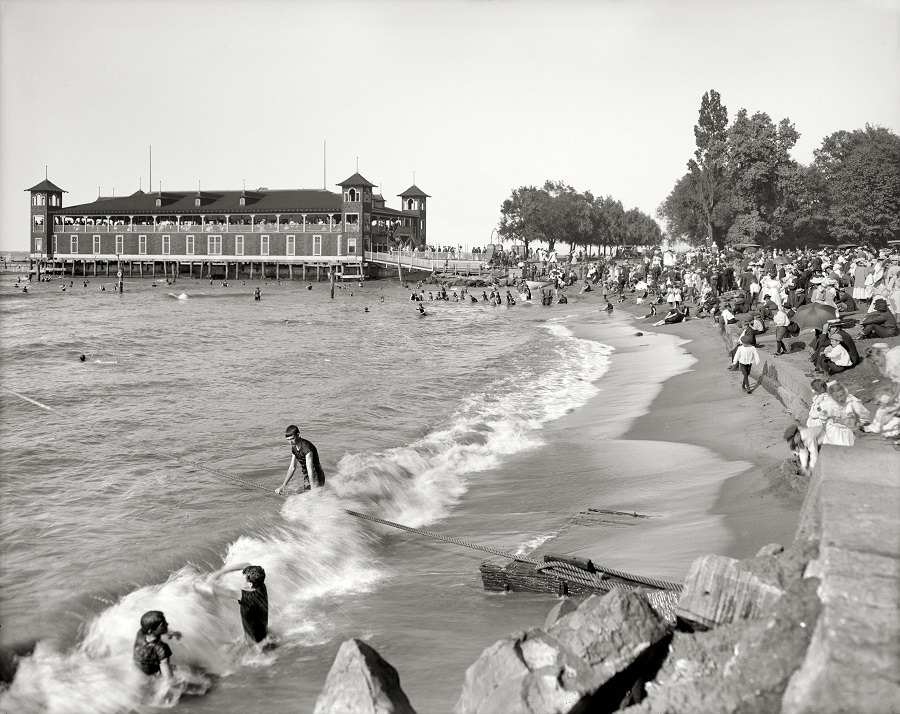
[277,425,325,494]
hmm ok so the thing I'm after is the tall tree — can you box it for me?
[658,173,710,245]
[591,196,626,255]
[624,207,663,249]
[778,163,830,248]
[498,185,548,255]
[687,90,730,246]
[813,125,900,247]
[724,110,799,246]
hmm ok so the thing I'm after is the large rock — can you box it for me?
[313,638,416,714]
[546,590,670,683]
[625,576,822,714]
[453,628,593,714]
[455,589,671,714]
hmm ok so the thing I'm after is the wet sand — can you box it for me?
[534,291,803,576]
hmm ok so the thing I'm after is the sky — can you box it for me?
[1,0,898,253]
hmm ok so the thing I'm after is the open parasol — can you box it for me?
[792,303,838,332]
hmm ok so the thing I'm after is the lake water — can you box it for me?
[0,273,745,713]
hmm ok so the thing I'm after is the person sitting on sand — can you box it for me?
[857,298,899,339]
[818,333,853,375]
[819,380,871,446]
[805,379,830,428]
[718,302,737,327]
[652,307,684,327]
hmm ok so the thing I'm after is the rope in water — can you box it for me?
[5,387,684,594]
[537,560,683,593]
[343,509,541,565]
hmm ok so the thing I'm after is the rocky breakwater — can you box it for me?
[310,453,897,712]
[309,329,898,713]
[310,537,824,714]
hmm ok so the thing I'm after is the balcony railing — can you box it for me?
[53,223,354,234]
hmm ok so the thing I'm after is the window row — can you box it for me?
[32,194,61,207]
[51,234,358,257]
[50,213,354,230]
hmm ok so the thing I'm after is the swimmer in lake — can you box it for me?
[133,611,181,681]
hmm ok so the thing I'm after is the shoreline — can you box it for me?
[564,293,803,562]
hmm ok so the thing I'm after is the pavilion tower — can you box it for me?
[337,172,377,253]
[399,184,430,247]
[25,178,65,259]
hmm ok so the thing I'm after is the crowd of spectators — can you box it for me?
[574,242,900,465]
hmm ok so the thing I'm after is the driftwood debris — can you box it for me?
[480,557,681,623]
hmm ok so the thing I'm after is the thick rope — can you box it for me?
[538,560,683,593]
[5,387,683,594]
[345,511,682,592]
[344,510,540,565]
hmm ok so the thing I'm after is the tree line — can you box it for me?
[658,89,900,250]
[496,180,662,257]
[496,89,899,255]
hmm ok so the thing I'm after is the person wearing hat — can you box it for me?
[760,270,782,309]
[819,380,871,447]
[818,332,853,375]
[858,298,899,339]
[773,303,791,356]
[727,318,759,368]
[277,424,326,494]
[731,332,760,392]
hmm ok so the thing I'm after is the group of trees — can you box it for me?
[497,180,662,256]
[658,89,900,250]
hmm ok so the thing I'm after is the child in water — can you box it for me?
[195,563,269,644]
[133,610,181,680]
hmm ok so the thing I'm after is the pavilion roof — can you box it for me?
[54,188,343,215]
[336,172,377,188]
[398,184,430,198]
[26,179,66,193]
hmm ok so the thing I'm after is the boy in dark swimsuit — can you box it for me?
[196,563,268,644]
[277,424,325,494]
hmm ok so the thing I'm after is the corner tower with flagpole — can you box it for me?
[399,182,430,248]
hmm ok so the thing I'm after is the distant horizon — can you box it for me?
[2,0,898,253]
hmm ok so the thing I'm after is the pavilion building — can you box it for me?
[25,171,429,280]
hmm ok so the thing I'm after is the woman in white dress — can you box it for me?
[805,379,831,428]
[852,261,871,301]
[820,380,871,446]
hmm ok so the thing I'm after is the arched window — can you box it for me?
[348,188,358,202]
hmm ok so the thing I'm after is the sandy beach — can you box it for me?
[537,288,804,575]
[617,300,803,556]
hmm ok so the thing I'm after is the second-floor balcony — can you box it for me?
[52,222,360,234]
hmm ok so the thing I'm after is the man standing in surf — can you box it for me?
[276,425,325,494]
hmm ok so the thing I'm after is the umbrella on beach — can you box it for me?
[792,302,838,332]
